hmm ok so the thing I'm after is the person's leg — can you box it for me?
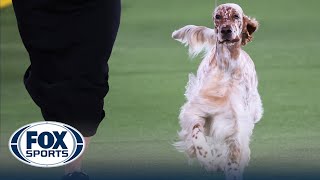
[65,137,91,174]
[13,0,121,178]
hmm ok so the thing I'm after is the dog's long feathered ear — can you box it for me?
[172,25,216,58]
[241,15,259,46]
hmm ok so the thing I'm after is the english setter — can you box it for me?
[172,3,263,180]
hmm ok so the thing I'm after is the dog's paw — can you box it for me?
[225,162,242,180]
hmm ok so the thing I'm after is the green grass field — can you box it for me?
[1,0,320,179]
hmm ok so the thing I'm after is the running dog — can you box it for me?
[172,3,263,180]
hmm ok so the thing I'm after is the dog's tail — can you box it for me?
[172,25,216,58]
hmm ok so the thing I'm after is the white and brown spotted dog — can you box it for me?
[172,3,263,180]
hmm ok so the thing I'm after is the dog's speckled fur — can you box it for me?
[172,3,262,180]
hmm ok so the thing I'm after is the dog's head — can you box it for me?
[213,3,259,46]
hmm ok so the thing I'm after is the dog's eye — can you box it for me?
[215,15,221,20]
[234,15,240,19]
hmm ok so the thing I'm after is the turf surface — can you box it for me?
[1,0,320,179]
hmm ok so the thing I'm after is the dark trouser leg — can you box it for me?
[13,0,121,137]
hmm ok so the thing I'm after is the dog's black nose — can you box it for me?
[221,26,232,35]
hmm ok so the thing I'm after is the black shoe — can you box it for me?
[62,172,89,180]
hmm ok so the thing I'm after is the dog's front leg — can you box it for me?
[191,124,216,171]
[176,103,215,170]
[225,138,242,180]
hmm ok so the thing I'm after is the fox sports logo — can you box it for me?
[9,121,85,168]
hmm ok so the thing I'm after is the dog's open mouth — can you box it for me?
[219,37,241,44]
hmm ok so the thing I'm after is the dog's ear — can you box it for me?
[241,15,259,46]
